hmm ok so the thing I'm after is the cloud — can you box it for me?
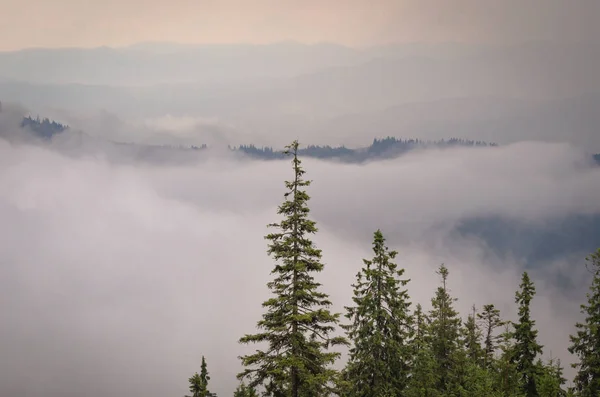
[0,136,598,396]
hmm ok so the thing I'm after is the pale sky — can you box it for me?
[0,0,598,50]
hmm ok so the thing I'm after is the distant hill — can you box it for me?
[233,137,496,163]
[13,115,600,166]
[20,115,68,139]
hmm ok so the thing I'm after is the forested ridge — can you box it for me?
[185,141,600,397]
[12,115,600,166]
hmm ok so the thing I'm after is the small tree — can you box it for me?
[477,304,505,368]
[342,229,413,396]
[463,305,484,366]
[234,382,259,397]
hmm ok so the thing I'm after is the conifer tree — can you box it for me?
[497,324,525,397]
[234,382,259,397]
[188,356,210,397]
[405,304,440,397]
[512,272,543,397]
[463,305,484,366]
[342,229,413,396]
[568,249,600,397]
[536,357,567,397]
[238,141,346,397]
[477,304,505,368]
[428,264,465,394]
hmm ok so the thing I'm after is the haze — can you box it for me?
[1,0,599,49]
[1,0,600,396]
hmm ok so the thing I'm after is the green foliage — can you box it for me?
[234,382,259,397]
[342,229,413,396]
[405,304,440,397]
[428,264,466,394]
[536,357,567,397]
[188,356,210,397]
[569,249,600,397]
[477,304,505,368]
[512,272,544,397]
[496,324,526,396]
[461,361,503,397]
[237,141,347,397]
[463,305,484,367]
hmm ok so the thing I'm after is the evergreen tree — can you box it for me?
[512,272,544,397]
[237,141,347,397]
[461,361,502,397]
[428,264,465,394]
[405,304,440,397]
[477,304,505,368]
[568,249,600,397]
[463,305,484,366]
[342,229,413,396]
[234,382,259,397]
[188,356,210,397]
[536,357,567,397]
[496,324,525,397]
[200,356,210,396]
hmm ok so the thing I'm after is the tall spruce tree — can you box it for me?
[428,264,464,394]
[568,248,600,397]
[512,271,543,397]
[238,141,346,397]
[342,229,413,397]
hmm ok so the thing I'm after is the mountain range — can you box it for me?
[1,41,598,149]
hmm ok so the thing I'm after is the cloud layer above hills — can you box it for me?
[0,133,599,396]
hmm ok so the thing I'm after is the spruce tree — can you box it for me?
[342,229,413,396]
[497,324,525,397]
[536,357,567,397]
[428,264,464,394]
[234,382,259,397]
[187,356,210,397]
[512,272,543,397]
[237,141,346,397]
[463,305,484,366]
[405,304,440,397]
[568,249,600,397]
[477,304,505,368]
[200,356,210,397]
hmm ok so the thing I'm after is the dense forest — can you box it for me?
[184,141,600,397]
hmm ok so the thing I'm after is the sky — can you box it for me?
[1,107,600,396]
[1,0,599,50]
